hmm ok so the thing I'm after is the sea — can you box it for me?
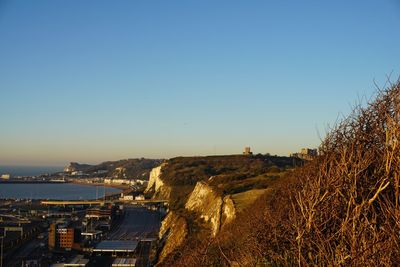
[0,165,64,176]
[0,183,122,200]
[0,165,122,200]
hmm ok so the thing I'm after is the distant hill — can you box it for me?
[64,162,92,172]
[64,158,164,180]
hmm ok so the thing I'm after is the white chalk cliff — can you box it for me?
[185,181,236,236]
[145,164,171,199]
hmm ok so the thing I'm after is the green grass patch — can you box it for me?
[231,189,270,213]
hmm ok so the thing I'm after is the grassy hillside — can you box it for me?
[160,154,301,210]
[231,188,269,212]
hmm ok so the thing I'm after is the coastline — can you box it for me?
[71,181,133,198]
[70,180,133,200]
[0,180,69,184]
[70,180,130,190]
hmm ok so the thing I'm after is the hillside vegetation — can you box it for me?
[159,155,301,210]
[159,82,400,266]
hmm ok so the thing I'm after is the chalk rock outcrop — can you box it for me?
[185,181,236,236]
[157,211,188,264]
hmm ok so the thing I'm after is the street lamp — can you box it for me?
[0,232,3,267]
[0,227,6,267]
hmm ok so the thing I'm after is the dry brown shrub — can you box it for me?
[292,82,400,266]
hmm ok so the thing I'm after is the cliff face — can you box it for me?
[146,165,163,192]
[222,195,236,226]
[145,164,171,200]
[154,180,237,265]
[145,165,186,265]
[157,212,188,264]
[185,181,236,236]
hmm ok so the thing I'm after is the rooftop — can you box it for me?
[112,258,137,267]
[93,240,138,253]
[64,255,89,267]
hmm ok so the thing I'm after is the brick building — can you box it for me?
[49,223,81,250]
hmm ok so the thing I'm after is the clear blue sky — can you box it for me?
[0,0,399,166]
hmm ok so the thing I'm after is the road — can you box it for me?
[108,206,160,241]
[136,240,152,267]
[107,206,161,267]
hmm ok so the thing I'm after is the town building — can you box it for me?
[301,148,318,156]
[85,207,114,220]
[135,194,145,201]
[49,223,81,251]
[71,171,84,176]
[120,194,134,201]
[134,179,148,186]
[95,170,108,175]
[104,178,131,185]
[0,173,11,180]
[290,148,318,160]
